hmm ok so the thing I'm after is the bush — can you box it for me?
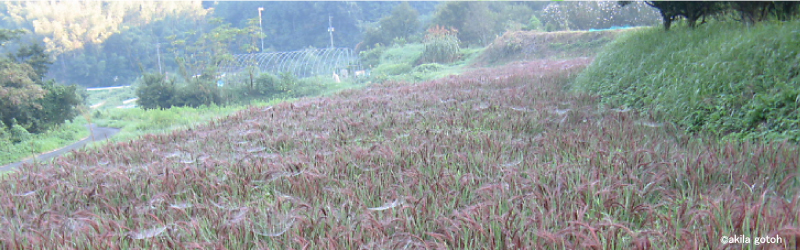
[136,73,175,110]
[10,122,30,143]
[254,73,281,96]
[420,25,460,64]
[173,80,221,108]
[359,45,385,68]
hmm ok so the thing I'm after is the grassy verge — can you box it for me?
[0,119,90,166]
[573,20,800,141]
[1,58,796,248]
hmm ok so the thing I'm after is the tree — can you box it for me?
[136,73,175,110]
[34,80,82,129]
[0,28,81,133]
[361,2,421,48]
[627,1,722,31]
[730,2,800,24]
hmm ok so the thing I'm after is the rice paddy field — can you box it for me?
[1,57,798,249]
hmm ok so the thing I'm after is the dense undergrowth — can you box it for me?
[1,58,798,248]
[573,20,800,141]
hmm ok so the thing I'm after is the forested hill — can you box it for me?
[205,1,439,51]
[0,1,438,87]
[0,1,657,87]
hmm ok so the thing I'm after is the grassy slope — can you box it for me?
[368,43,485,83]
[475,29,627,66]
[573,20,800,141]
[1,58,798,248]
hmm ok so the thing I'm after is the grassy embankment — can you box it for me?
[0,27,797,248]
[573,20,800,141]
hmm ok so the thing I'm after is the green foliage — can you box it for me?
[413,63,445,73]
[35,81,82,129]
[0,28,80,134]
[254,73,281,96]
[573,21,800,141]
[374,63,412,76]
[540,1,659,31]
[168,17,252,84]
[431,2,535,46]
[525,15,542,31]
[9,121,30,143]
[173,80,222,108]
[420,26,460,64]
[136,73,175,110]
[360,2,421,49]
[0,119,88,165]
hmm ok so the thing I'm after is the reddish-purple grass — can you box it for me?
[0,57,797,249]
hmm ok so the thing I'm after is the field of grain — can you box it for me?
[1,57,797,249]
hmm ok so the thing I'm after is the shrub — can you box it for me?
[359,45,385,68]
[254,73,281,96]
[173,80,222,108]
[10,122,30,143]
[420,25,460,64]
[136,73,175,110]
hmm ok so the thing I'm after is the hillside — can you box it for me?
[573,20,800,141]
[1,56,797,248]
[474,29,629,66]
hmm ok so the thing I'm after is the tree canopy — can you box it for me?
[0,28,81,135]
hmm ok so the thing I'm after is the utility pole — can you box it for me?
[327,15,334,48]
[258,7,265,52]
[156,43,162,74]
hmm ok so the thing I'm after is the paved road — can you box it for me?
[0,124,120,172]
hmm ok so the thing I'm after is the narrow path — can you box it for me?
[0,124,120,172]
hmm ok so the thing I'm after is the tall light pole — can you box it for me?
[258,7,264,52]
[327,15,334,48]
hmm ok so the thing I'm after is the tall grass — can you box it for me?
[573,20,800,141]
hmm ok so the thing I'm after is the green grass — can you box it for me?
[0,119,90,165]
[475,29,626,66]
[368,43,484,83]
[572,20,800,141]
[85,86,138,110]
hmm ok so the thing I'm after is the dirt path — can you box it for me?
[0,124,120,172]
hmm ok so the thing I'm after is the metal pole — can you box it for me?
[258,7,265,52]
